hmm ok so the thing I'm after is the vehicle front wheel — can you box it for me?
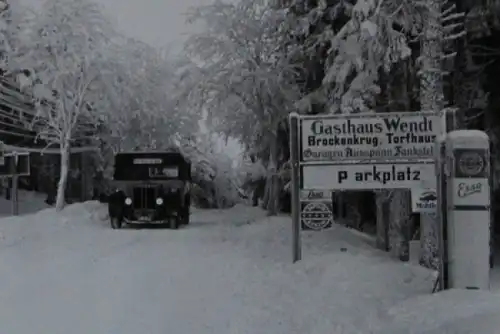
[110,217,123,229]
[169,217,179,229]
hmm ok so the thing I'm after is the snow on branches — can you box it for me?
[184,0,304,213]
[298,0,413,114]
[184,0,302,151]
[9,0,115,146]
[6,0,116,210]
[98,40,198,154]
[0,0,32,70]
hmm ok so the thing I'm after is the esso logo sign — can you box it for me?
[457,152,484,176]
[454,149,487,178]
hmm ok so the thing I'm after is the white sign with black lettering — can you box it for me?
[302,163,436,190]
[411,188,437,212]
[300,111,442,162]
[300,189,331,201]
[149,166,178,178]
[452,179,489,207]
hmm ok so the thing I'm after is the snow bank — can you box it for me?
[190,203,268,226]
[20,200,107,227]
[0,190,49,217]
[0,202,496,334]
[188,214,437,333]
[0,201,107,247]
[382,289,500,334]
[491,265,500,290]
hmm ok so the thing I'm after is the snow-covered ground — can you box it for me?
[383,289,500,334]
[0,189,49,217]
[0,199,499,333]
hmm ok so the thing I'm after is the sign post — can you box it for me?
[436,135,448,291]
[445,130,490,289]
[11,153,18,215]
[0,152,30,216]
[290,110,444,261]
[289,112,301,262]
[0,141,4,166]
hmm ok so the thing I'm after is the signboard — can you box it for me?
[451,147,489,207]
[453,148,488,178]
[300,111,442,162]
[300,189,332,201]
[411,188,437,212]
[302,162,436,190]
[134,158,162,164]
[149,166,179,178]
[289,110,446,262]
[452,179,489,207]
[300,201,333,230]
[0,153,30,177]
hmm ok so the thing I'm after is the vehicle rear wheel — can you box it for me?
[181,194,190,225]
[110,217,123,229]
[181,207,190,225]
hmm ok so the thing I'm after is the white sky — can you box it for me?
[20,0,208,48]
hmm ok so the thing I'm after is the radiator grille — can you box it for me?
[132,187,156,209]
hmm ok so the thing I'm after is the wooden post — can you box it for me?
[80,152,89,201]
[12,175,18,215]
[11,153,18,215]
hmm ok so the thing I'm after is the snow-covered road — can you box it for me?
[0,202,497,333]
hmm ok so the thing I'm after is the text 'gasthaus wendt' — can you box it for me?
[302,115,440,160]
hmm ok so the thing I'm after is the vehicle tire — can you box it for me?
[182,194,190,225]
[181,206,190,225]
[169,217,179,229]
[110,217,123,229]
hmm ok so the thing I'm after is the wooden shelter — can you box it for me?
[0,76,96,203]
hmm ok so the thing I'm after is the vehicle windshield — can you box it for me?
[113,153,189,181]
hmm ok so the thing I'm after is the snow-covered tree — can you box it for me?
[0,1,16,64]
[418,0,465,269]
[92,39,201,186]
[184,0,302,214]
[107,43,198,148]
[180,131,242,208]
[7,0,116,210]
[294,0,421,114]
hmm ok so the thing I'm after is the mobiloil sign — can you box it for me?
[411,188,437,213]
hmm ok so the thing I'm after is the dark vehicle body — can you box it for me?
[108,151,191,229]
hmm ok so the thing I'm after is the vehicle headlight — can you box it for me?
[125,197,132,205]
[156,197,163,205]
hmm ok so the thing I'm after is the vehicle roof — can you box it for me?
[114,151,190,163]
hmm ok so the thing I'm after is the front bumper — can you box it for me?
[122,206,179,223]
